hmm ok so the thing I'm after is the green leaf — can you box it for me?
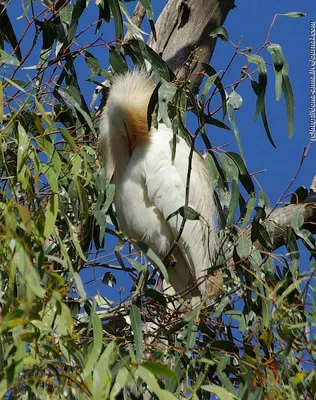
[138,365,177,400]
[282,73,295,138]
[283,227,299,275]
[136,241,169,284]
[216,357,236,394]
[228,91,243,110]
[4,78,26,92]
[108,0,123,40]
[0,80,3,124]
[59,5,73,37]
[158,80,176,125]
[37,22,55,83]
[124,39,174,81]
[226,152,255,194]
[281,11,306,18]
[130,305,143,363]
[92,341,116,400]
[167,206,200,222]
[67,0,86,42]
[34,97,53,127]
[85,51,109,78]
[35,137,61,177]
[202,63,227,119]
[201,72,219,102]
[13,242,45,298]
[202,384,238,399]
[137,0,155,38]
[54,294,74,336]
[109,366,130,399]
[109,46,128,74]
[247,55,267,121]
[241,194,256,229]
[210,27,229,42]
[96,1,111,33]
[251,221,274,251]
[59,127,77,152]
[17,122,30,177]
[144,288,167,306]
[139,0,154,20]
[185,309,198,357]
[59,86,96,136]
[266,44,285,101]
[236,235,252,259]
[266,43,285,72]
[251,80,276,148]
[219,153,239,181]
[44,193,59,239]
[84,300,103,378]
[291,209,304,231]
[276,277,305,307]
[142,362,178,381]
[0,5,22,61]
[204,152,227,190]
[203,115,230,130]
[94,183,115,244]
[227,103,245,163]
[74,272,86,301]
[67,217,87,261]
[226,180,239,227]
[180,206,200,220]
[40,163,58,192]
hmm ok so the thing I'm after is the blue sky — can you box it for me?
[215,2,315,202]
[5,1,316,302]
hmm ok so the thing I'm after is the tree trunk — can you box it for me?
[149,0,235,93]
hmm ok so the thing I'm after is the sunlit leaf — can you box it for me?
[44,193,59,239]
[236,235,252,259]
[202,384,238,399]
[281,11,306,18]
[210,26,229,42]
[138,365,177,400]
[130,305,143,363]
[84,300,103,378]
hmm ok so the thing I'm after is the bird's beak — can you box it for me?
[127,133,137,156]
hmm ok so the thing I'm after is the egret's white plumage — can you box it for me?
[99,70,218,300]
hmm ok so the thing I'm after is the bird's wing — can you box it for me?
[143,127,216,295]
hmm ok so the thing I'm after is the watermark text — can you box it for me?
[310,21,316,141]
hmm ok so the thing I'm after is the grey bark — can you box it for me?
[148,0,235,93]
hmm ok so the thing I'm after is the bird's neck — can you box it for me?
[111,135,131,182]
[112,133,151,183]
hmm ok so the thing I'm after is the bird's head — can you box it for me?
[99,70,158,182]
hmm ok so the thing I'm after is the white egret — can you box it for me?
[98,70,219,301]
